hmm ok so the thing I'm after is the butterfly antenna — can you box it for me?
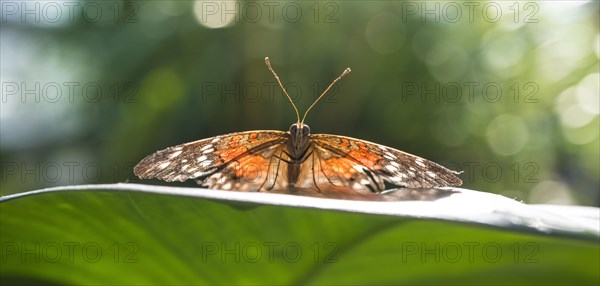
[301,67,351,124]
[265,57,301,125]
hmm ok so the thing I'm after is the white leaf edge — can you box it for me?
[1,183,598,241]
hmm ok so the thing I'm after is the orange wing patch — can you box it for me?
[347,142,382,169]
[216,145,248,162]
[228,134,243,148]
[233,154,270,181]
[321,157,357,179]
[216,133,269,162]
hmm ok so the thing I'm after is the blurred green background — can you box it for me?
[1,0,598,206]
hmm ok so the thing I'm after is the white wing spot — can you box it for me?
[192,170,204,177]
[409,166,416,171]
[211,137,220,143]
[173,174,187,181]
[415,158,426,167]
[202,148,215,154]
[181,159,188,163]
[352,165,364,172]
[158,162,170,169]
[197,155,208,162]
[172,146,183,151]
[385,164,399,173]
[391,161,400,168]
[199,160,213,168]
[384,153,396,160]
[169,151,182,159]
[200,144,213,151]
[427,171,437,178]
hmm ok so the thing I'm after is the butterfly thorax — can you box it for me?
[286,123,312,186]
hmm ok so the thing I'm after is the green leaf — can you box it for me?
[1,184,598,285]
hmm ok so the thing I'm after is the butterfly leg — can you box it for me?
[258,148,285,192]
[316,154,342,189]
[311,152,322,193]
[256,152,274,192]
[273,152,293,164]
[278,149,313,164]
[300,150,314,163]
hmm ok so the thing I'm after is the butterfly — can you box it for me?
[133,57,462,195]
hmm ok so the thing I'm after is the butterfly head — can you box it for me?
[289,123,310,156]
[290,123,310,137]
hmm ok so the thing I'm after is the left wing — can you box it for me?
[134,130,289,191]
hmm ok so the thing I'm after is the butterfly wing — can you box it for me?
[310,134,462,192]
[134,130,289,191]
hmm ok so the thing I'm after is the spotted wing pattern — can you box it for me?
[309,134,462,192]
[133,130,288,191]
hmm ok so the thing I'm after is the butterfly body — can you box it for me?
[285,123,312,187]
